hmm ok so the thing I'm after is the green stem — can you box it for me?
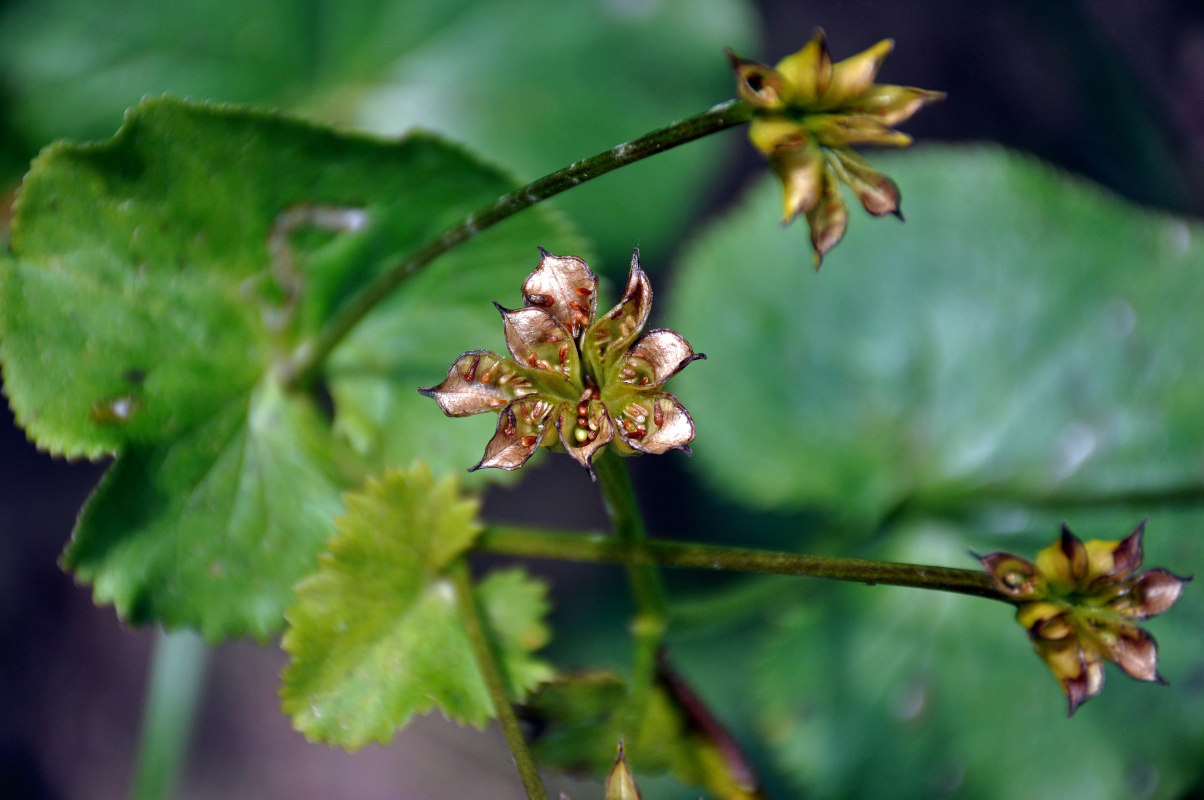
[449,560,549,800]
[477,526,1002,602]
[130,629,208,800]
[590,450,670,725]
[592,450,669,618]
[283,99,751,389]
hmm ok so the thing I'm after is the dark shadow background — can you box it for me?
[3,1,1204,798]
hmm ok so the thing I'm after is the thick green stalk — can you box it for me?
[449,560,549,800]
[130,629,208,800]
[283,99,751,388]
[477,526,1002,602]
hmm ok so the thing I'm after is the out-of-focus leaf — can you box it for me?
[527,666,764,800]
[753,513,1204,800]
[281,465,552,748]
[1,97,581,637]
[0,0,476,144]
[670,146,1204,522]
[476,567,556,697]
[347,0,757,267]
[0,0,756,269]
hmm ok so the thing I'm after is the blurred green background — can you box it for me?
[3,1,1204,799]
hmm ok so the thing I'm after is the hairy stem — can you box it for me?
[477,526,1002,602]
[282,99,751,388]
[449,560,549,800]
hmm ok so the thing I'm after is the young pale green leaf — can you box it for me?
[281,465,552,749]
[476,567,556,696]
[670,146,1204,522]
[1,97,583,638]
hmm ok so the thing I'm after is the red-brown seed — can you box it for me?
[464,354,481,382]
[588,429,598,442]
[653,401,664,427]
[527,353,539,366]
[574,286,592,298]
[558,343,569,363]
[525,293,553,307]
[501,411,516,437]
[520,435,538,447]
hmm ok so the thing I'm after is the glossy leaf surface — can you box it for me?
[1,97,581,637]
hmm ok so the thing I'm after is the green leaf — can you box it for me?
[344,0,757,266]
[0,0,477,144]
[477,566,556,697]
[527,672,629,772]
[670,146,1204,521]
[527,669,763,800]
[0,0,756,269]
[281,465,552,748]
[1,97,583,637]
[64,380,352,640]
[753,513,1204,800]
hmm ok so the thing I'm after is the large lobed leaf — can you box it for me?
[670,146,1204,523]
[281,465,552,748]
[0,97,584,638]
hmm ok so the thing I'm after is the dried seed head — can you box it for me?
[421,250,701,472]
[735,31,943,266]
[980,521,1190,715]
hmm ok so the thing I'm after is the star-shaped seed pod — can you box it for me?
[728,28,945,267]
[980,521,1190,715]
[419,249,703,474]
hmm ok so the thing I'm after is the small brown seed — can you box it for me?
[464,354,481,382]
